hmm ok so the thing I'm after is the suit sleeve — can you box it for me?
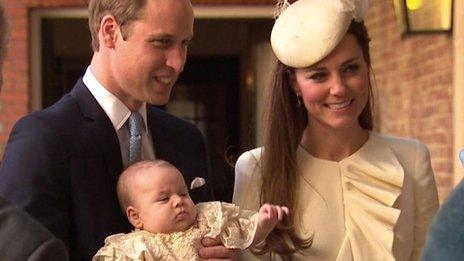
[411,141,439,259]
[0,114,71,247]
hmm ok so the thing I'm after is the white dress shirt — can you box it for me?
[83,66,156,167]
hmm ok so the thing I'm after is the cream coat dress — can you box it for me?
[233,132,439,261]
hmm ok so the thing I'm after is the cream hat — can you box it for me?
[270,0,369,68]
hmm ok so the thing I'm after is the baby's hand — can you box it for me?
[252,204,289,247]
[258,204,289,227]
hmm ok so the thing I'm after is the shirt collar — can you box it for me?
[83,66,148,131]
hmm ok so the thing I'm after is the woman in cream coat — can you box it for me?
[233,0,439,260]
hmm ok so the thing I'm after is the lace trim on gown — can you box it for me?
[197,201,259,249]
[93,202,259,260]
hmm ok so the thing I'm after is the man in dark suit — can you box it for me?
[0,2,68,260]
[0,0,235,260]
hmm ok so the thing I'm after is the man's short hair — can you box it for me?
[87,0,147,52]
[0,2,9,64]
[117,160,176,212]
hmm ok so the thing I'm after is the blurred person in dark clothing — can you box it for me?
[0,2,68,260]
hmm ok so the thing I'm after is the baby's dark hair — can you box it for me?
[117,160,176,213]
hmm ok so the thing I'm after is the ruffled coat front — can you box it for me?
[233,132,438,261]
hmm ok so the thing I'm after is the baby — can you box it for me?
[93,160,288,260]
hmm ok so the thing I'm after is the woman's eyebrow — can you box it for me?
[341,56,360,66]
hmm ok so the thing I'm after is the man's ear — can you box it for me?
[127,206,143,228]
[99,14,120,49]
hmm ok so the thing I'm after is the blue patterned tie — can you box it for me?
[128,112,143,165]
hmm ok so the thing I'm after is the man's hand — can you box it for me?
[198,237,238,260]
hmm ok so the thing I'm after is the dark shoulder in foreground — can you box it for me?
[0,197,69,260]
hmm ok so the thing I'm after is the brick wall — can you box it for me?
[0,0,88,153]
[0,0,455,201]
[366,0,454,202]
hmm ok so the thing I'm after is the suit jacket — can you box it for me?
[0,79,213,260]
[0,196,69,260]
[422,179,464,260]
[233,132,439,261]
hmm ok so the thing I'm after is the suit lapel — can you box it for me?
[70,79,123,176]
[148,106,166,159]
[147,106,177,165]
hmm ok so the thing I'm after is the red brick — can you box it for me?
[367,0,453,202]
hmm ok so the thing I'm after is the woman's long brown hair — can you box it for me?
[254,21,374,259]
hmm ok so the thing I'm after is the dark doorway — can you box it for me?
[41,18,92,108]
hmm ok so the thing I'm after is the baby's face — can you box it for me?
[131,165,197,234]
